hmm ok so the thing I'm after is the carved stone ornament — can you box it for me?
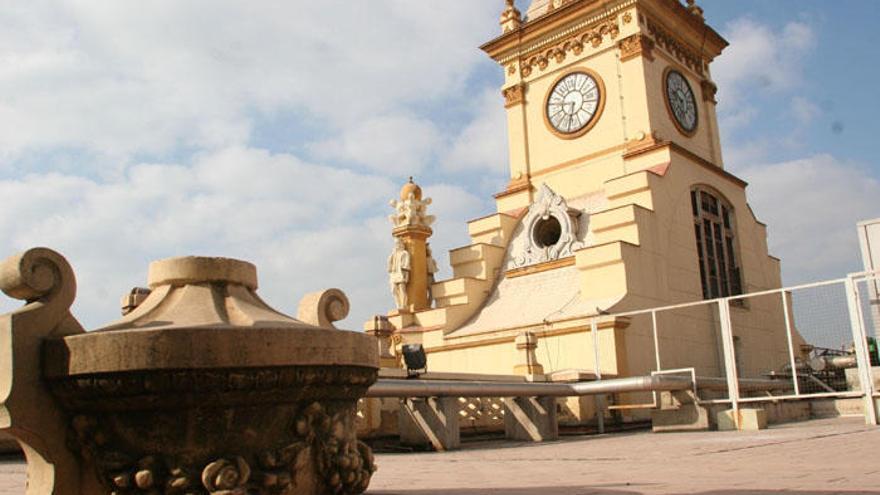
[0,249,379,495]
[297,288,351,329]
[618,33,655,62]
[389,194,434,229]
[499,0,522,33]
[506,184,585,270]
[646,17,707,75]
[502,84,525,108]
[700,79,718,104]
[519,18,619,78]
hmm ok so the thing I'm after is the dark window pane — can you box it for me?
[695,224,708,298]
[726,237,736,267]
[691,190,698,216]
[704,220,714,256]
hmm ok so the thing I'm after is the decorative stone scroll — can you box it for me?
[297,288,351,329]
[507,184,585,270]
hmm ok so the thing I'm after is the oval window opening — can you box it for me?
[533,216,562,248]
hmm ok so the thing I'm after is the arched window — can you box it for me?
[691,187,742,299]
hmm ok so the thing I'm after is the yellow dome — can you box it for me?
[400,177,422,201]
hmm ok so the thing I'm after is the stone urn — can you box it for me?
[0,248,378,495]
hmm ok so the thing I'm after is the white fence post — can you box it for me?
[718,298,740,429]
[845,276,879,426]
[781,290,800,396]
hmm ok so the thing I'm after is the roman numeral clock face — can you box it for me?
[665,69,698,134]
[546,72,602,137]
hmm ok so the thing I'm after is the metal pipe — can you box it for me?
[809,355,858,372]
[365,374,692,398]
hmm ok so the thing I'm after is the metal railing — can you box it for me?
[568,271,880,428]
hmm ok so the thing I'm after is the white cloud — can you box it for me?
[713,17,818,165]
[0,147,400,328]
[309,115,442,175]
[0,2,512,332]
[790,96,821,126]
[0,0,499,161]
[444,88,508,174]
[713,18,816,106]
[740,154,880,285]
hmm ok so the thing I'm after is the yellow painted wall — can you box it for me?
[385,2,794,420]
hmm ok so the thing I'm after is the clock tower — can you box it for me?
[484,0,728,213]
[377,0,791,406]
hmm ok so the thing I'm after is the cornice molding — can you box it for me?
[518,17,621,78]
[645,16,706,75]
[482,0,636,65]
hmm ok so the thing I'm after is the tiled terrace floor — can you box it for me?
[0,418,877,494]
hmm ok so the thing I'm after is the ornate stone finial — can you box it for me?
[389,178,434,229]
[500,0,522,33]
[685,0,704,20]
[388,178,435,313]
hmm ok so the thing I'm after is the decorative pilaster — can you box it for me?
[513,331,544,376]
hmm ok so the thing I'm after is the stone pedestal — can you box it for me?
[717,408,768,431]
[504,396,558,442]
[0,249,379,495]
[399,398,460,451]
[651,389,711,432]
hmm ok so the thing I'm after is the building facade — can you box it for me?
[369,0,801,420]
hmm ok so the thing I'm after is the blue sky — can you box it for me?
[0,1,877,329]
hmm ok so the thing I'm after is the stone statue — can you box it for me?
[388,238,411,310]
[426,245,439,306]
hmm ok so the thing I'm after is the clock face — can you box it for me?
[546,72,601,135]
[665,70,698,133]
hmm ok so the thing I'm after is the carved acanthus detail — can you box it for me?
[519,18,619,78]
[507,184,585,270]
[69,401,376,495]
[618,34,655,62]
